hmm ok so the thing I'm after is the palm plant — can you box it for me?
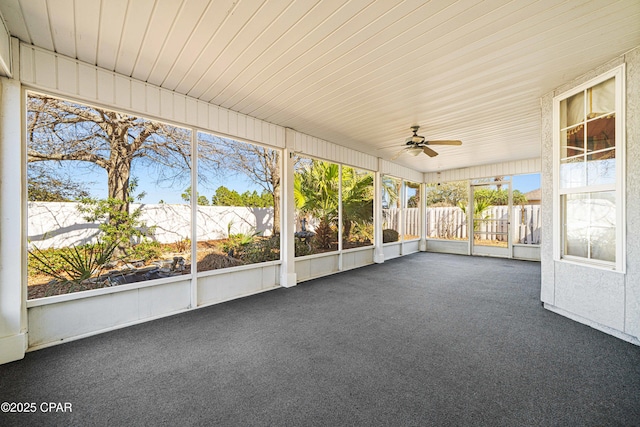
[294,160,340,221]
[341,167,374,241]
[294,160,339,250]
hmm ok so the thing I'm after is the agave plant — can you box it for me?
[29,240,117,286]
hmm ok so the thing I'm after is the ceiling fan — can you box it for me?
[391,126,462,159]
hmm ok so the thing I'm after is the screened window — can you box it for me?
[381,176,401,243]
[294,157,340,256]
[341,166,374,249]
[425,180,468,241]
[555,67,623,269]
[196,132,281,272]
[403,181,421,241]
[27,92,192,298]
[512,174,541,245]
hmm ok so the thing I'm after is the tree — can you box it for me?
[181,186,210,206]
[381,175,400,209]
[76,179,150,252]
[472,188,527,206]
[406,181,420,208]
[200,134,280,233]
[28,163,89,202]
[426,181,468,207]
[211,186,243,206]
[27,93,192,240]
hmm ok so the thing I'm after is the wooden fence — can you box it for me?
[382,205,541,244]
[382,208,420,238]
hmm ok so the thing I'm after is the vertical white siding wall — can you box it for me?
[380,159,424,182]
[424,158,541,183]
[19,44,285,148]
[291,130,377,171]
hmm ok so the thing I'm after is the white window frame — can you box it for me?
[552,65,625,272]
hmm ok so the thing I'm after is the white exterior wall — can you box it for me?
[540,46,640,345]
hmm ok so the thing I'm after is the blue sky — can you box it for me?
[74,164,257,205]
[512,173,541,194]
[45,160,541,205]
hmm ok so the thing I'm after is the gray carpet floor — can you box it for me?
[1,252,639,426]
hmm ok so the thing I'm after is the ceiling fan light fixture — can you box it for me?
[407,146,423,156]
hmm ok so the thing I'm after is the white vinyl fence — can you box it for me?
[28,202,274,249]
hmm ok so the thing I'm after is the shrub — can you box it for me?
[173,236,191,253]
[126,240,162,262]
[242,235,280,264]
[295,237,313,257]
[28,246,73,277]
[221,231,258,258]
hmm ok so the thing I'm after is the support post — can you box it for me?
[419,182,427,251]
[0,74,27,364]
[280,129,297,287]
[373,163,384,263]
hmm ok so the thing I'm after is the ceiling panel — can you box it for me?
[144,0,210,87]
[128,0,182,82]
[18,0,53,51]
[96,0,128,71]
[208,0,346,108]
[164,0,256,92]
[1,0,639,173]
[200,0,322,104]
[114,0,155,76]
[182,0,289,98]
[74,0,100,65]
[47,0,75,58]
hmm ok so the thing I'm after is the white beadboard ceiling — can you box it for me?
[1,0,639,172]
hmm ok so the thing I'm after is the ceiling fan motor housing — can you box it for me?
[406,126,425,144]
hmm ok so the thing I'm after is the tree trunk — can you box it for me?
[107,164,131,211]
[271,154,281,235]
[106,143,132,253]
[343,219,352,240]
[272,186,280,235]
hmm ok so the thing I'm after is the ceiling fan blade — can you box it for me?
[390,147,407,160]
[426,140,462,146]
[422,146,439,157]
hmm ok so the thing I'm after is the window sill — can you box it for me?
[555,257,625,274]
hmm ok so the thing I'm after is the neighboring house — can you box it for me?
[523,189,541,205]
